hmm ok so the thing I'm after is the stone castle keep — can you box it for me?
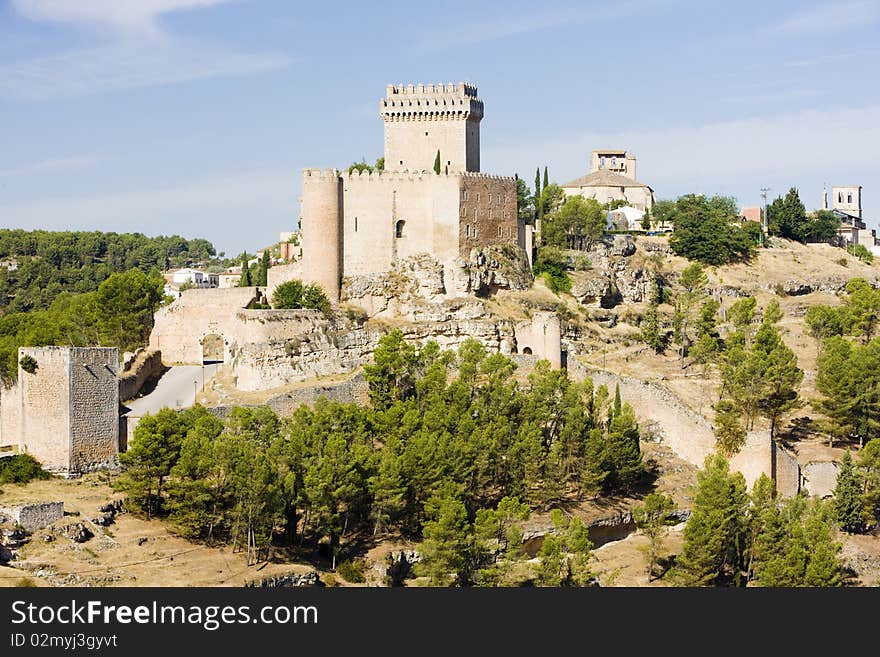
[0,347,119,474]
[300,82,528,301]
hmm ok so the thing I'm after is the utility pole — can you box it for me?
[760,187,771,247]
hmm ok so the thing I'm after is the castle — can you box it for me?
[298,82,530,302]
[561,149,655,213]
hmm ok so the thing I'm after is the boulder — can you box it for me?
[62,523,93,544]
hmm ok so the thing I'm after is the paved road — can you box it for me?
[123,363,218,417]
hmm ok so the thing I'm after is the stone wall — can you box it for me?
[459,174,518,254]
[0,502,64,531]
[0,383,21,450]
[149,287,263,364]
[802,461,839,498]
[68,347,119,472]
[570,361,779,493]
[266,261,303,305]
[118,348,163,401]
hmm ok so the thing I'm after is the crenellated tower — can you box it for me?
[381,82,483,173]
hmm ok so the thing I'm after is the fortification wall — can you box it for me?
[571,362,777,492]
[17,347,71,471]
[119,348,163,401]
[460,174,518,253]
[149,287,262,364]
[68,347,118,472]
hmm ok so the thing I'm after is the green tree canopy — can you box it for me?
[668,194,756,265]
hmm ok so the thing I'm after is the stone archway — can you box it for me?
[522,347,533,355]
[201,334,225,363]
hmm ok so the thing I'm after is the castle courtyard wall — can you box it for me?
[17,347,71,471]
[68,347,119,472]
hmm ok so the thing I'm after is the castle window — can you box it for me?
[611,157,617,168]
[354,217,358,232]
[395,220,406,238]
[600,157,605,168]
[465,224,470,238]
[498,226,503,237]
[848,193,853,203]
[839,192,843,203]
[425,131,429,136]
[463,189,469,201]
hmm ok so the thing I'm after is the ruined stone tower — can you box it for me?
[381,82,483,173]
[0,347,119,474]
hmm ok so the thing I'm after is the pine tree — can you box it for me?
[674,453,748,586]
[433,150,441,175]
[834,450,863,533]
[640,303,665,353]
[613,382,622,418]
[633,493,674,580]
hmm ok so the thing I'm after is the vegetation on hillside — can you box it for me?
[116,333,646,581]
[0,453,51,485]
[667,194,757,265]
[271,280,331,313]
[0,229,217,314]
[0,269,166,382]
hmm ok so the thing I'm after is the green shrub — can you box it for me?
[0,453,51,484]
[337,559,367,583]
[533,246,571,295]
[850,243,874,264]
[573,254,592,271]
[19,355,38,374]
[271,280,331,313]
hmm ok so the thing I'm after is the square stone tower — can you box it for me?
[0,347,119,474]
[381,82,483,173]
[590,149,637,179]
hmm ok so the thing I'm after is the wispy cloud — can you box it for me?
[415,0,674,52]
[483,104,880,192]
[0,167,298,252]
[0,155,107,178]
[11,0,232,37]
[768,1,880,37]
[3,0,292,101]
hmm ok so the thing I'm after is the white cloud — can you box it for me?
[483,104,880,195]
[0,168,299,253]
[0,40,292,101]
[768,1,880,37]
[12,0,231,36]
[4,0,291,101]
[0,155,106,178]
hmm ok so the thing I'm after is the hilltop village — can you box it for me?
[2,82,880,588]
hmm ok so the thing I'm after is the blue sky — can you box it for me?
[1,0,879,256]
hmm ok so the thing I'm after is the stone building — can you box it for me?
[0,347,119,474]
[561,149,655,212]
[297,83,529,302]
[821,184,878,250]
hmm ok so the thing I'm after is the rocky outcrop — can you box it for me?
[342,245,532,318]
[246,570,321,587]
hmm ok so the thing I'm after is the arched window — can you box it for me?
[848,193,853,204]
[395,220,405,238]
[522,347,533,355]
[498,226,503,237]
[600,157,605,168]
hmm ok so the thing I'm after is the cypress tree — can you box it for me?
[613,382,622,418]
[433,150,441,175]
[834,450,863,533]
[258,250,271,286]
[240,254,252,287]
[543,166,549,190]
[535,167,543,226]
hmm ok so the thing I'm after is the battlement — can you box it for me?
[303,167,341,181]
[386,82,478,97]
[381,81,483,121]
[340,169,514,183]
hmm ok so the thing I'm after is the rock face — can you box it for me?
[246,570,320,587]
[341,244,532,318]
[570,236,650,308]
